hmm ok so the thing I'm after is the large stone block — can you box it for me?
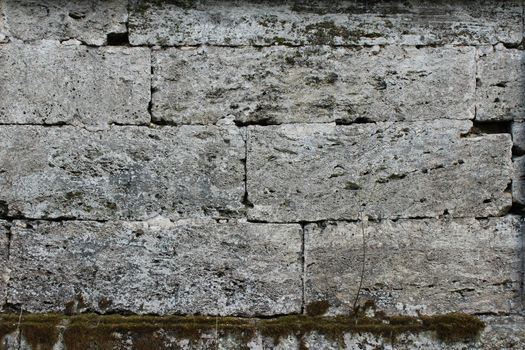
[247,120,512,222]
[305,216,523,315]
[476,47,525,121]
[0,41,150,127]
[0,221,9,310]
[0,125,245,220]
[1,0,127,45]
[129,0,522,46]
[153,46,475,125]
[7,219,302,315]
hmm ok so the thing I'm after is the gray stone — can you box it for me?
[153,46,475,125]
[513,156,525,205]
[0,125,245,220]
[512,121,525,153]
[7,219,302,315]
[304,216,523,315]
[0,41,151,127]
[247,120,512,222]
[0,221,9,309]
[1,0,127,45]
[129,0,522,46]
[476,47,525,121]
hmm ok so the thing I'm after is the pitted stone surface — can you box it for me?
[0,41,150,127]
[0,125,245,220]
[513,156,525,205]
[129,0,522,46]
[476,47,525,121]
[7,219,302,315]
[153,46,475,125]
[0,220,9,309]
[305,216,523,315]
[247,120,512,222]
[1,0,127,45]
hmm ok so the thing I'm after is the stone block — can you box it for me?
[153,46,475,125]
[513,155,525,205]
[512,121,525,153]
[129,1,522,46]
[0,221,9,310]
[304,216,523,315]
[7,219,302,315]
[0,125,245,220]
[1,0,127,45]
[0,41,150,127]
[476,47,525,121]
[247,120,512,222]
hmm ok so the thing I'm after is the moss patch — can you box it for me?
[0,312,484,349]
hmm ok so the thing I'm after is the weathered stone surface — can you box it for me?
[129,0,522,46]
[512,121,525,153]
[247,120,512,222]
[153,46,475,125]
[0,125,245,220]
[1,0,127,45]
[476,47,525,121]
[305,216,523,315]
[0,221,9,310]
[0,41,150,127]
[7,219,302,315]
[513,156,525,205]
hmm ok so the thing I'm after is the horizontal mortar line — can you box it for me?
[3,39,522,51]
[0,310,521,320]
[246,214,522,225]
[1,213,517,226]
[0,118,479,129]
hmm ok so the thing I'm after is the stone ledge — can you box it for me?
[0,312,488,350]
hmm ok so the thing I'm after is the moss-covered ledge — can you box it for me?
[0,312,484,350]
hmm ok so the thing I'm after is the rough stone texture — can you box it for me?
[0,221,9,310]
[1,0,127,45]
[0,41,151,127]
[247,120,512,222]
[305,216,523,315]
[512,121,525,153]
[7,219,302,315]
[476,47,525,121]
[129,0,522,46]
[0,125,245,220]
[513,155,525,205]
[153,46,475,125]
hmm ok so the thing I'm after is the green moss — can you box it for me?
[421,312,485,343]
[0,314,62,350]
[0,312,485,349]
[305,300,330,316]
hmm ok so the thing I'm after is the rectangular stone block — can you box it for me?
[0,125,245,220]
[0,221,9,310]
[513,156,525,205]
[1,0,127,45]
[247,120,512,222]
[7,219,303,316]
[0,42,150,127]
[305,216,523,315]
[476,47,525,121]
[129,0,522,46]
[153,46,475,125]
[512,121,525,153]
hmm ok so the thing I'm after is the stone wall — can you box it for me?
[0,0,524,349]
